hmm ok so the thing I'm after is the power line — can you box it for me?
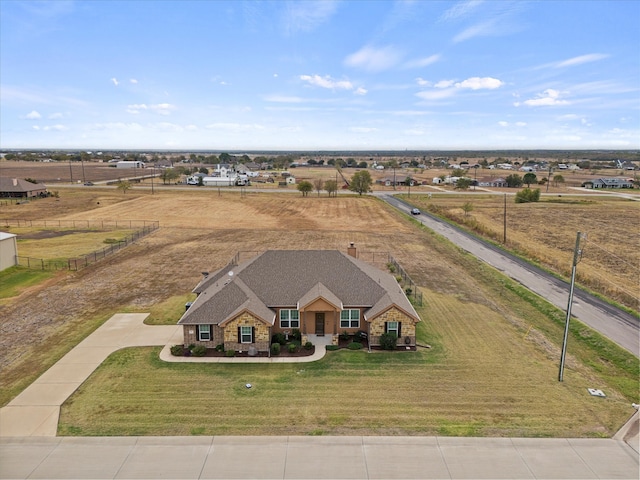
[583,238,640,273]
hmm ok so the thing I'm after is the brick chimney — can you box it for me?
[347,242,357,258]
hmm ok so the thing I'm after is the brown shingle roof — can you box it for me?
[0,177,47,193]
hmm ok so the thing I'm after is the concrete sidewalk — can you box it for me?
[1,435,638,479]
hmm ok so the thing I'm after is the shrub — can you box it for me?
[288,343,298,353]
[224,349,235,357]
[291,328,302,341]
[271,343,281,355]
[304,341,314,350]
[339,331,350,341]
[326,345,340,351]
[379,332,398,350]
[214,344,225,352]
[347,342,362,350]
[272,333,287,345]
[515,187,541,203]
[405,287,412,295]
[170,344,185,356]
[191,345,207,357]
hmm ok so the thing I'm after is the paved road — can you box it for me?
[380,194,640,357]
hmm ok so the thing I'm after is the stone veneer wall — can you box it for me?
[223,312,270,352]
[369,308,416,346]
[182,325,224,348]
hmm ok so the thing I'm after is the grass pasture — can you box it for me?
[402,193,640,311]
[0,188,637,437]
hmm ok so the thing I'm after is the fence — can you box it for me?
[2,219,157,229]
[13,221,159,271]
[228,249,423,306]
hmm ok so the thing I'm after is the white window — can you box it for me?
[386,321,399,336]
[240,326,253,344]
[280,309,300,328]
[340,309,360,328]
[198,324,211,341]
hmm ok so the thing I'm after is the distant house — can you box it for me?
[178,247,421,355]
[478,177,507,188]
[584,177,634,189]
[116,161,145,169]
[0,178,47,198]
[0,232,17,271]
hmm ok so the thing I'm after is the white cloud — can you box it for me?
[283,0,338,35]
[354,87,368,96]
[48,112,63,119]
[455,77,503,90]
[416,78,431,86]
[350,127,378,133]
[417,76,504,101]
[453,20,497,43]
[515,121,527,127]
[300,75,353,90]
[90,122,143,131]
[517,89,569,107]
[25,110,42,119]
[111,77,119,86]
[403,54,441,69]
[556,53,609,68]
[498,121,509,127]
[344,45,403,72]
[126,103,175,115]
[264,95,304,103]
[434,80,455,89]
[440,0,484,22]
[130,78,138,84]
[32,125,40,130]
[205,123,265,131]
[416,89,457,100]
[43,124,67,131]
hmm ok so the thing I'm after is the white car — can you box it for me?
[410,208,421,215]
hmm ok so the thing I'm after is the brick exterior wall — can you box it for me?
[369,308,416,346]
[182,325,223,348]
[223,312,270,352]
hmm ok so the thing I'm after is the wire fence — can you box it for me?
[2,219,158,229]
[13,221,159,271]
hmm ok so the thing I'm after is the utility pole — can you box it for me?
[503,193,507,244]
[546,166,552,193]
[558,232,587,382]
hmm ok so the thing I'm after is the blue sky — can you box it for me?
[1,0,639,151]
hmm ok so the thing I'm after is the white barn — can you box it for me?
[0,232,18,271]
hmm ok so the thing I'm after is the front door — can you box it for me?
[315,313,325,335]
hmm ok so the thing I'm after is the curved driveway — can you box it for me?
[380,194,639,357]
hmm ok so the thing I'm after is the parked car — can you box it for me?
[410,208,421,215]
[84,181,94,186]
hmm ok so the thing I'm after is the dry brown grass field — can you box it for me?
[0,187,637,437]
[401,193,639,310]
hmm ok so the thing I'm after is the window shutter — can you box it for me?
[196,325,200,338]
[384,322,388,333]
[251,327,255,343]
[237,326,241,343]
[398,322,402,338]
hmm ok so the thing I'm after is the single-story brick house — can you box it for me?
[177,246,421,354]
[0,178,48,198]
[582,177,634,189]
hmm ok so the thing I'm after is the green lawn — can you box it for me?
[58,286,638,437]
[0,266,54,300]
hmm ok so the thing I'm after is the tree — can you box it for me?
[313,178,324,197]
[324,179,338,197]
[553,174,565,187]
[455,178,473,190]
[462,202,474,217]
[160,168,180,185]
[116,180,132,194]
[523,172,537,187]
[506,174,523,188]
[297,180,313,197]
[515,188,541,203]
[348,170,373,195]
